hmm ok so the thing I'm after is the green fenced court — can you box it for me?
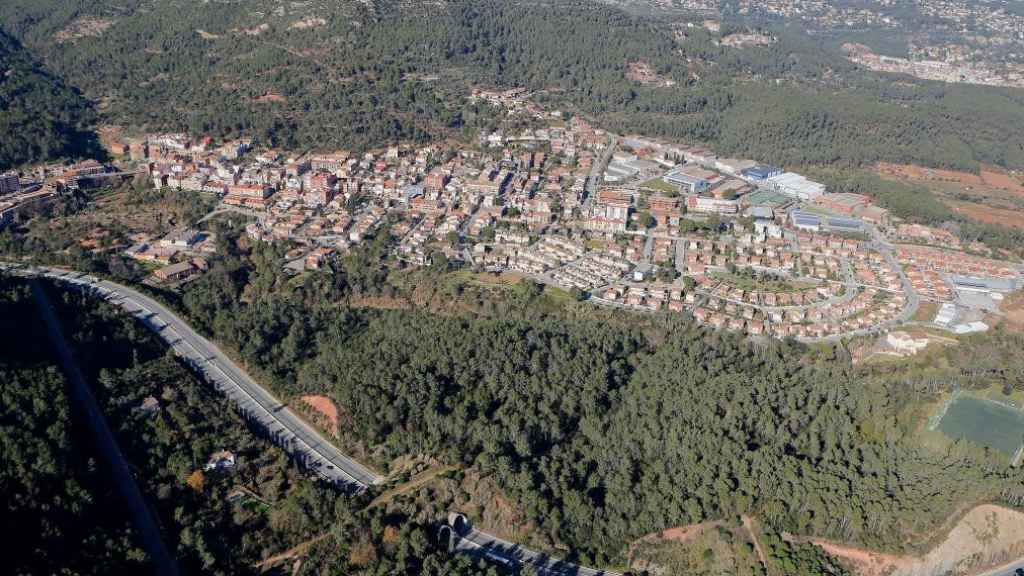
[937,395,1024,459]
[743,189,791,208]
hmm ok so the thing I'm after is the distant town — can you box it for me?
[3,87,1021,353]
[670,0,1024,89]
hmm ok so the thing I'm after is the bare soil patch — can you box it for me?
[625,61,676,87]
[876,162,1024,198]
[96,125,127,154]
[255,533,328,571]
[300,395,338,436]
[810,539,910,576]
[290,17,327,30]
[809,505,1024,576]
[1000,291,1024,332]
[446,470,537,545]
[234,23,270,36]
[348,295,412,310]
[254,92,288,104]
[947,200,1024,229]
[463,271,526,286]
[742,515,768,568]
[980,169,1023,193]
[365,464,459,510]
[55,16,115,42]
[629,521,721,553]
[628,518,763,575]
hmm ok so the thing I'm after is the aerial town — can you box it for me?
[3,88,1021,347]
[842,42,1024,89]
[667,0,1024,88]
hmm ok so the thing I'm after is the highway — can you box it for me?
[450,518,622,576]
[3,263,630,575]
[15,262,1022,576]
[4,263,383,490]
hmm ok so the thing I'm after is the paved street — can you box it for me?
[582,134,617,211]
[4,262,622,576]
[5,264,383,491]
[11,262,1024,576]
[452,522,622,576]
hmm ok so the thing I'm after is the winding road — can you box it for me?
[2,262,618,576]
[3,263,382,490]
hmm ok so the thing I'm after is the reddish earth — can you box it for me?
[626,521,722,561]
[809,539,909,576]
[625,61,675,87]
[301,395,339,436]
[1001,291,1024,331]
[349,295,411,310]
[234,23,270,36]
[290,17,327,29]
[652,522,719,544]
[466,271,527,286]
[97,125,125,148]
[254,93,287,104]
[876,162,1024,198]
[808,505,1024,576]
[55,16,115,42]
[947,201,1024,229]
[979,169,1022,192]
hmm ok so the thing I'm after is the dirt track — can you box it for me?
[813,505,1024,576]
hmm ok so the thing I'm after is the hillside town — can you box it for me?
[842,42,1024,89]
[3,88,1021,347]
[673,0,1024,88]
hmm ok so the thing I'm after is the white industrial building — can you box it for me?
[764,172,826,201]
[934,302,957,327]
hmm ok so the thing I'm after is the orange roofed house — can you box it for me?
[586,189,632,232]
[225,184,274,208]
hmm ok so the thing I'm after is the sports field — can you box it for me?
[743,189,791,208]
[937,395,1024,458]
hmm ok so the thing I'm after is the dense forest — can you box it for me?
[0,275,148,575]
[3,0,1024,171]
[166,227,1024,567]
[0,272,495,575]
[8,209,1024,573]
[0,30,102,170]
